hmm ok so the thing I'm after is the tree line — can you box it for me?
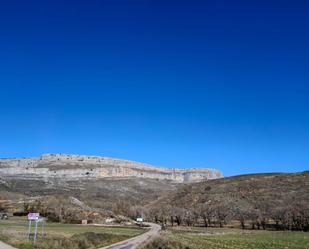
[129,201,309,231]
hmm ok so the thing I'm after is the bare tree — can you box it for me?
[199,203,215,227]
[214,205,230,228]
[174,207,186,226]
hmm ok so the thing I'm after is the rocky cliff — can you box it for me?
[0,154,222,183]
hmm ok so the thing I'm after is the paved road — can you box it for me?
[100,222,160,249]
[0,241,16,249]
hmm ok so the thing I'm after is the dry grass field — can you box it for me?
[143,227,309,249]
[0,216,143,249]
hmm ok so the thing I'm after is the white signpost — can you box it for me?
[27,213,45,245]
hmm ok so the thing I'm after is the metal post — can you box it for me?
[34,220,38,245]
[27,220,32,239]
[42,219,45,239]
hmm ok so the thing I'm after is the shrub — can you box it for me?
[143,236,188,249]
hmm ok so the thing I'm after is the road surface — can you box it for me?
[100,222,161,249]
[0,241,16,249]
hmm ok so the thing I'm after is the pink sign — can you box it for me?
[28,213,40,220]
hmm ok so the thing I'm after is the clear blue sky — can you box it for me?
[0,1,308,176]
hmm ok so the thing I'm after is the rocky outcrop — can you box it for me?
[0,154,222,183]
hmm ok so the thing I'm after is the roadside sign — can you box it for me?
[136,217,143,222]
[28,213,40,220]
[27,214,45,245]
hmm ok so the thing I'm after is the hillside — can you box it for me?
[152,171,309,208]
[0,176,177,210]
[0,176,180,224]
[147,171,309,230]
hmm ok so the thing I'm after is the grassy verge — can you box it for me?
[143,227,309,249]
[0,217,143,249]
[7,233,131,249]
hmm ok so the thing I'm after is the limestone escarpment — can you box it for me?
[0,154,222,183]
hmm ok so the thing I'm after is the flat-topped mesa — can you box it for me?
[0,154,223,183]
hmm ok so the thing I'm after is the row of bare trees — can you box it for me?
[145,204,231,228]
[139,201,309,231]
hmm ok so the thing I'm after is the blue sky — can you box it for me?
[0,1,308,176]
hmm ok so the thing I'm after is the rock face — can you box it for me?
[0,154,222,183]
